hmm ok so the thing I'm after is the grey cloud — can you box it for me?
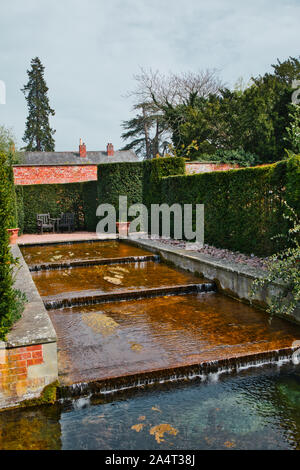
[0,0,299,151]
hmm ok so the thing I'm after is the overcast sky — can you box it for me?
[0,0,299,151]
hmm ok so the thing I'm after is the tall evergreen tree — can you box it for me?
[21,57,55,151]
[121,102,169,159]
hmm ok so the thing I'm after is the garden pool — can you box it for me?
[20,240,152,266]
[1,363,300,450]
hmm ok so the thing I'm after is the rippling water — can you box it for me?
[31,261,205,298]
[1,364,300,450]
[21,240,152,265]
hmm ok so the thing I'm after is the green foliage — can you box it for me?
[97,161,145,219]
[20,380,59,408]
[251,202,299,317]
[159,158,299,256]
[21,57,56,151]
[19,183,85,233]
[0,125,15,153]
[15,186,24,234]
[0,152,25,339]
[94,157,185,226]
[286,154,300,214]
[163,56,300,163]
[121,102,168,159]
[6,164,18,228]
[0,126,19,228]
[16,158,185,233]
[82,181,99,231]
[196,149,261,167]
[285,104,300,155]
[143,157,186,208]
[0,125,21,163]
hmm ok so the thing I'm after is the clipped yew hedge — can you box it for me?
[0,152,23,339]
[15,155,299,257]
[20,183,86,233]
[17,158,186,233]
[82,180,99,231]
[92,157,186,225]
[158,156,300,256]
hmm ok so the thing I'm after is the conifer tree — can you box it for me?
[21,57,55,151]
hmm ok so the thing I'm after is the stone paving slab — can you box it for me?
[6,245,57,348]
[17,231,111,245]
[50,293,300,390]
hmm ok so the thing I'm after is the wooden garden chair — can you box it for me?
[36,213,55,234]
[58,212,75,232]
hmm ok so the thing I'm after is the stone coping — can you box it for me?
[125,238,300,325]
[125,238,267,280]
[17,236,118,247]
[17,233,117,246]
[2,245,57,349]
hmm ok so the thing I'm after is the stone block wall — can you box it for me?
[0,245,58,410]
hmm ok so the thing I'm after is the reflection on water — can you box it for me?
[49,293,300,386]
[21,241,152,265]
[0,405,62,450]
[32,261,205,298]
[1,364,300,450]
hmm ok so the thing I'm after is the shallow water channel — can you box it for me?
[1,364,300,450]
[5,240,299,450]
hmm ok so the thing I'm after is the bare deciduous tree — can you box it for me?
[127,67,224,106]
[121,67,225,159]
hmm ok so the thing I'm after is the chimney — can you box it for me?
[79,138,86,158]
[107,143,114,156]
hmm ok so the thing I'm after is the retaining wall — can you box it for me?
[126,238,300,325]
[0,245,58,410]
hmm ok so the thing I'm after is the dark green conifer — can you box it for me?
[22,57,55,151]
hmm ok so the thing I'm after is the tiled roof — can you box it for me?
[19,150,139,165]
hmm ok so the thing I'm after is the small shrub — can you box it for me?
[196,149,261,167]
[0,152,26,339]
[251,202,299,317]
[158,157,299,256]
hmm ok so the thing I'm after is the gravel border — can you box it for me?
[157,238,268,271]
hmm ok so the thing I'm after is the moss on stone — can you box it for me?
[19,380,59,408]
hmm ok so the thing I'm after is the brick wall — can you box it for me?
[185,162,239,175]
[13,165,98,185]
[0,342,57,409]
[13,162,239,185]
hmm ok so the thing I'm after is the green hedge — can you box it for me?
[7,162,18,228]
[286,154,300,215]
[84,157,186,229]
[0,153,23,339]
[20,183,86,233]
[82,181,99,231]
[17,158,186,233]
[15,186,24,234]
[158,157,300,256]
[97,157,185,209]
[15,155,299,257]
[196,149,261,167]
[97,161,145,216]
